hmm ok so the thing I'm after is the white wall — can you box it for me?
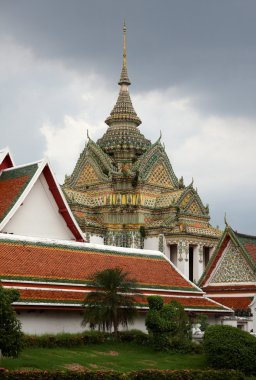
[18,310,147,335]
[17,309,231,335]
[90,235,104,245]
[18,310,84,334]
[144,237,159,251]
[3,174,75,240]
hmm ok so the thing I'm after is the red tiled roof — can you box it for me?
[0,236,231,312]
[204,284,256,293]
[210,297,253,310]
[13,288,224,310]
[0,239,196,290]
[235,232,256,266]
[0,164,38,222]
[244,243,256,264]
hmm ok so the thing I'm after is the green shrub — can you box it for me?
[0,369,245,379]
[130,369,245,379]
[0,287,24,357]
[118,329,149,345]
[23,330,149,349]
[204,325,256,374]
[145,296,191,352]
[23,331,109,348]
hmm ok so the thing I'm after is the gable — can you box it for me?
[178,190,206,216]
[187,200,203,215]
[76,162,103,187]
[146,163,175,189]
[0,164,38,223]
[0,148,14,170]
[210,240,256,284]
[180,193,192,208]
[2,173,76,240]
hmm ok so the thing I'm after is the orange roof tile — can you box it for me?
[210,297,253,310]
[14,288,225,310]
[244,243,256,264]
[0,164,38,222]
[0,236,231,312]
[0,238,195,291]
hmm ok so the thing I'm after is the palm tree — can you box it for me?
[82,268,140,338]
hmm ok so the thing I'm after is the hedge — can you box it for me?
[23,330,149,349]
[0,369,245,380]
[204,325,256,375]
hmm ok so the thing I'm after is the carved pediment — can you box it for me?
[146,163,175,189]
[76,162,102,187]
[211,240,256,284]
[178,189,206,216]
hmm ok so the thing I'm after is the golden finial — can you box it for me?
[123,19,127,68]
[119,20,131,85]
[224,212,229,227]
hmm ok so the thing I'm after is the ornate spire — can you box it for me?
[98,22,150,157]
[119,20,131,86]
[104,21,141,127]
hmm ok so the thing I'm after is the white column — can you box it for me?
[193,244,204,282]
[250,296,256,333]
[177,240,189,278]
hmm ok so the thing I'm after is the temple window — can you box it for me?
[169,244,177,266]
[203,246,210,269]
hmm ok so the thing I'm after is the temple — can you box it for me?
[199,223,256,313]
[63,22,221,283]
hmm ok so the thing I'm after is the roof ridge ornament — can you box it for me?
[118,19,131,86]
[224,212,229,227]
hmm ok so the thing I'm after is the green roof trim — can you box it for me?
[17,299,226,311]
[0,163,38,181]
[0,163,39,222]
[0,237,166,260]
[0,275,199,292]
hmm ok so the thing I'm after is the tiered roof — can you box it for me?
[0,234,230,313]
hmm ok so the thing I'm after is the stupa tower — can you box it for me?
[98,21,151,184]
[63,23,221,282]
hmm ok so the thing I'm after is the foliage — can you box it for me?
[0,368,245,379]
[23,330,149,348]
[129,369,245,379]
[0,286,23,357]
[192,314,209,332]
[118,329,149,345]
[83,268,140,338]
[23,331,109,348]
[145,296,191,351]
[204,325,256,374]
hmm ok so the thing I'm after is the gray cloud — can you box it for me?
[1,0,256,117]
[0,0,255,234]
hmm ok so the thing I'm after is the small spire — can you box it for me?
[119,19,131,86]
[224,212,229,227]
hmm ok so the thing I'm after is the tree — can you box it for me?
[145,296,191,351]
[82,268,140,338]
[0,286,23,357]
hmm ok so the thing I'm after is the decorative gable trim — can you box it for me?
[133,142,179,188]
[0,147,15,170]
[0,160,84,241]
[64,139,114,188]
[199,226,256,288]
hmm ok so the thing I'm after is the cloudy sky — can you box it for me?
[0,0,255,233]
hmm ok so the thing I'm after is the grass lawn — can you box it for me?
[0,342,207,372]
